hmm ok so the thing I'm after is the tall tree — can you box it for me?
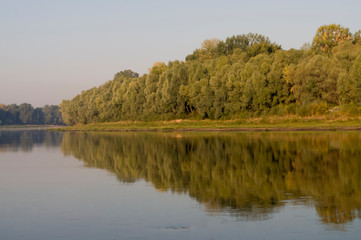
[312,24,352,53]
[351,55,361,104]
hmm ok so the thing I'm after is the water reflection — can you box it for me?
[0,130,63,152]
[2,130,361,226]
[60,131,361,225]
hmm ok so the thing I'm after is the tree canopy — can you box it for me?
[60,24,361,125]
[312,24,352,53]
[0,103,64,125]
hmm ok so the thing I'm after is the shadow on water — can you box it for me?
[2,130,361,226]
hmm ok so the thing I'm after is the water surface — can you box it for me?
[1,130,361,239]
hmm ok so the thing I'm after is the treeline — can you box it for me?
[0,103,64,125]
[60,24,361,125]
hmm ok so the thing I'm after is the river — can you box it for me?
[1,130,361,239]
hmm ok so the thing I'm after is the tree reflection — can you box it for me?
[61,131,361,224]
[0,130,63,152]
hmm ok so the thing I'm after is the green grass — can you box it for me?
[56,116,361,132]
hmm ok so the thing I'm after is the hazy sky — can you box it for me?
[1,0,361,107]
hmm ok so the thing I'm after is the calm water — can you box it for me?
[1,130,361,240]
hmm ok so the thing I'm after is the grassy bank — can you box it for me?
[1,125,64,131]
[56,116,361,132]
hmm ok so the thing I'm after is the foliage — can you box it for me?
[311,24,352,53]
[0,103,64,125]
[186,33,281,60]
[60,25,361,125]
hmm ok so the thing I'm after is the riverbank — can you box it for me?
[56,116,361,132]
[0,125,65,131]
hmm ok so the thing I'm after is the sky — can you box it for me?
[1,0,361,107]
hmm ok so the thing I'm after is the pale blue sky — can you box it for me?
[1,0,361,107]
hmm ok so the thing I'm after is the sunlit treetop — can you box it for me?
[312,24,352,53]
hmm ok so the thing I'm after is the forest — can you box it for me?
[59,24,361,125]
[0,103,64,125]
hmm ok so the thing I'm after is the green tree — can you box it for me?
[311,24,352,53]
[42,105,63,125]
[144,62,166,117]
[351,55,361,103]
[289,55,340,105]
[58,25,361,124]
[353,30,361,44]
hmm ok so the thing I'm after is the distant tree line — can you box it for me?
[0,103,64,125]
[60,24,361,125]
